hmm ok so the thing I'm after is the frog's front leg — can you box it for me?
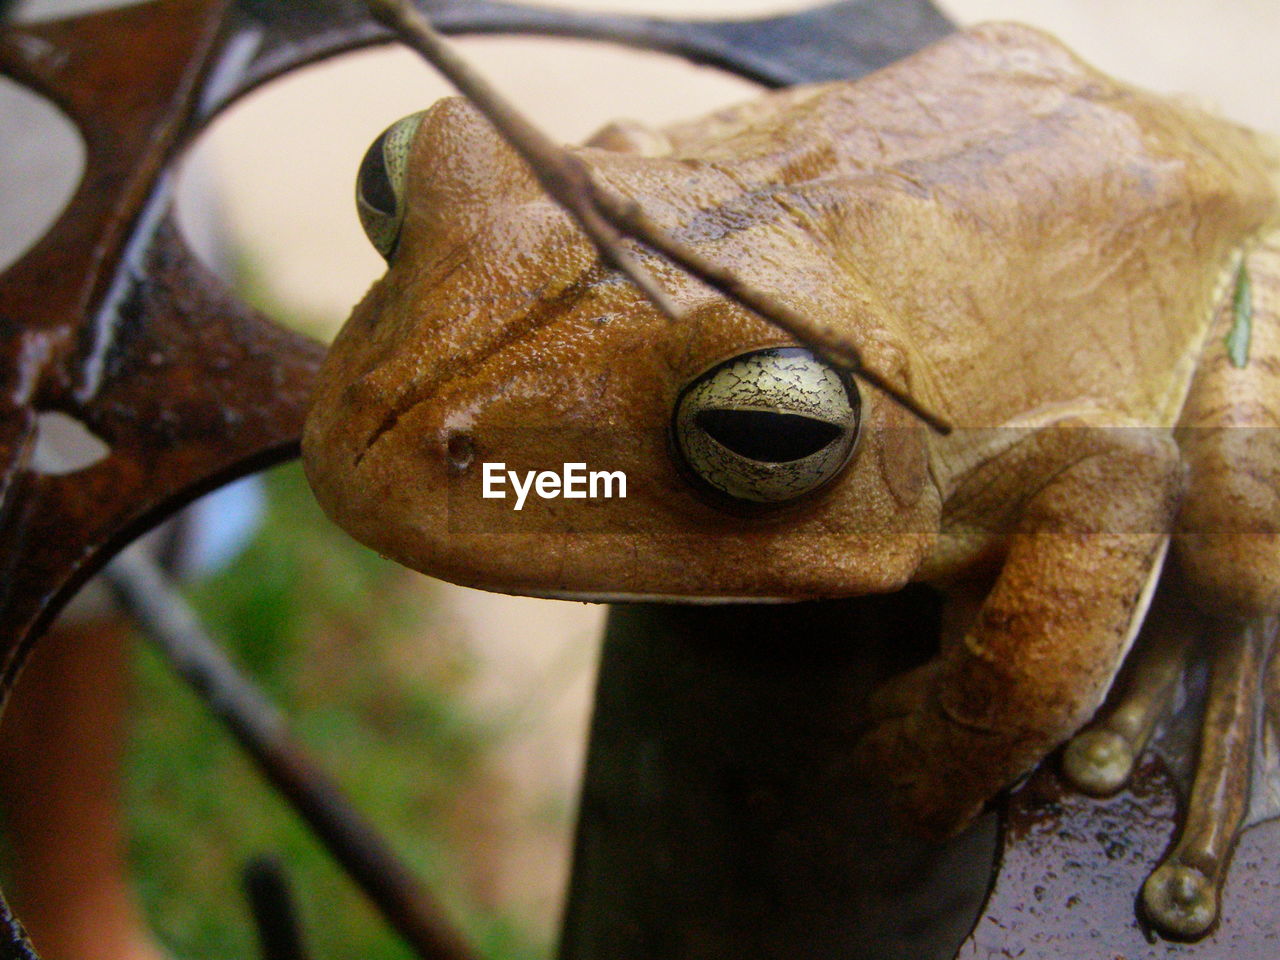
[855,424,1182,837]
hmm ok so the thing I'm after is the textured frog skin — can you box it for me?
[304,23,1280,845]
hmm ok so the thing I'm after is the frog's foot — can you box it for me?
[1062,589,1199,796]
[1139,615,1274,938]
[854,662,993,839]
[1068,604,1276,939]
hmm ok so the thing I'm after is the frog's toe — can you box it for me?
[1061,728,1135,795]
[1142,863,1218,938]
[853,727,985,838]
[855,696,989,839]
[1139,614,1274,940]
[1056,590,1276,939]
[865,660,943,721]
[1062,587,1197,796]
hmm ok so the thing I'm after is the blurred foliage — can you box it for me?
[125,464,546,960]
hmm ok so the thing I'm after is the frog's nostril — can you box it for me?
[445,431,476,476]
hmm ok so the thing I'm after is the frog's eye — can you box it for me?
[355,111,426,260]
[672,347,861,505]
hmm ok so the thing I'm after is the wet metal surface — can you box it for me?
[966,759,1280,957]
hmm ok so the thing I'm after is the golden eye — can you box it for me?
[672,348,861,505]
[355,111,425,260]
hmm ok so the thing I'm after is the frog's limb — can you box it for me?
[1141,616,1275,939]
[1175,231,1280,619]
[1136,233,1280,937]
[1062,585,1199,796]
[858,425,1180,837]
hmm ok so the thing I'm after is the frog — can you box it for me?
[302,21,1280,940]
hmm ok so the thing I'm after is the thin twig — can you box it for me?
[589,187,952,432]
[102,548,476,960]
[364,0,951,435]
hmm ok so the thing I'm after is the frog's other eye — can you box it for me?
[355,111,426,260]
[672,347,861,505]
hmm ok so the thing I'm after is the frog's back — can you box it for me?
[590,22,1280,427]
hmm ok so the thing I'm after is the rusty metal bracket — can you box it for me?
[0,0,322,707]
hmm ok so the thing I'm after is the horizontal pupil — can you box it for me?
[358,130,396,215]
[695,409,842,462]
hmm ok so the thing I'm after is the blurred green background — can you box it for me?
[127,464,548,960]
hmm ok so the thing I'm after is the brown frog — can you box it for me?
[303,22,1280,939]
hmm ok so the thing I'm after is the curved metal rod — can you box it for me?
[217,0,955,122]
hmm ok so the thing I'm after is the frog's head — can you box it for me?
[303,98,941,601]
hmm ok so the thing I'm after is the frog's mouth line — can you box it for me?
[355,393,432,469]
[351,266,610,468]
[522,587,801,604]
